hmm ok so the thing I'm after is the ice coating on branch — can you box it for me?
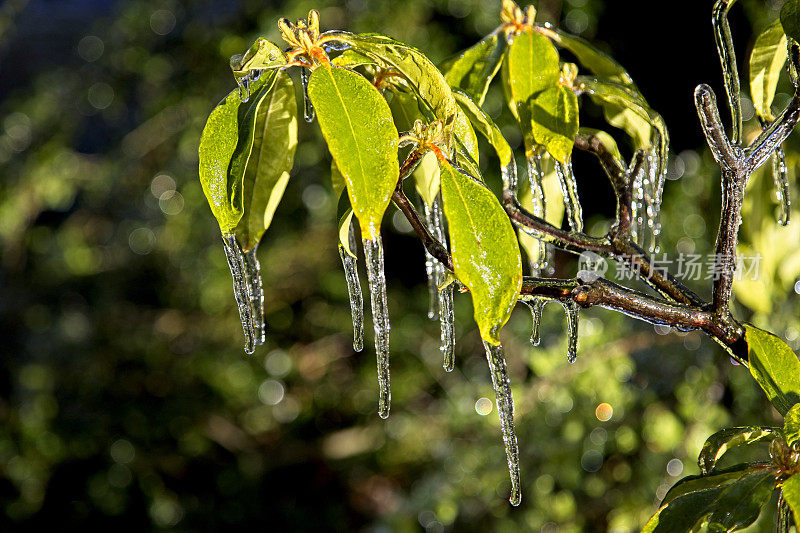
[424,196,456,370]
[300,67,315,122]
[222,235,257,354]
[482,341,522,506]
[339,221,364,352]
[648,147,665,253]
[555,159,583,232]
[243,247,266,347]
[631,156,645,248]
[712,0,742,145]
[363,236,391,419]
[772,145,791,226]
[525,298,546,346]
[526,153,549,274]
[561,300,580,364]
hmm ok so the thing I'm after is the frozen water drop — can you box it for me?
[363,235,391,419]
[483,341,521,506]
[526,298,546,346]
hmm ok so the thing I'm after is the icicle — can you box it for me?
[363,235,391,419]
[300,67,315,122]
[631,156,646,248]
[423,201,439,320]
[440,283,455,372]
[243,247,266,346]
[482,341,522,506]
[650,140,667,253]
[526,153,549,274]
[222,235,257,354]
[772,144,791,226]
[525,298,546,346]
[644,149,658,253]
[561,300,580,364]
[339,222,364,352]
[555,159,583,232]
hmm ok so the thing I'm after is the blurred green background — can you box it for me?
[1,0,798,530]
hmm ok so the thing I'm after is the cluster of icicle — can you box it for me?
[222,235,266,354]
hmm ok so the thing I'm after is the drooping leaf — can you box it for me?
[643,484,728,533]
[308,65,399,240]
[662,464,754,505]
[338,208,357,258]
[453,89,513,168]
[698,426,781,475]
[783,474,800,527]
[198,70,278,234]
[444,29,508,105]
[413,152,441,207]
[503,29,560,122]
[745,324,800,415]
[750,20,788,122]
[438,161,522,343]
[784,403,800,446]
[781,0,800,43]
[530,85,579,163]
[233,71,297,251]
[705,470,776,531]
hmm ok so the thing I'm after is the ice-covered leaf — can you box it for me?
[444,30,508,105]
[750,20,788,122]
[453,89,513,168]
[698,426,781,474]
[308,65,399,240]
[545,27,633,86]
[503,29,560,122]
[230,39,286,99]
[704,470,776,531]
[784,403,800,446]
[198,70,278,234]
[233,71,297,251]
[438,161,522,343]
[530,85,579,163]
[781,0,800,43]
[338,208,357,258]
[745,324,800,415]
[783,474,800,527]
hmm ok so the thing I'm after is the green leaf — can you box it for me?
[198,70,278,234]
[783,474,800,527]
[643,484,728,533]
[662,464,754,505]
[784,403,800,446]
[750,20,788,122]
[308,65,399,240]
[546,27,634,86]
[503,29,560,122]
[331,49,376,69]
[705,470,776,531]
[698,426,781,475]
[444,29,508,105]
[233,71,297,251]
[453,89,513,168]
[331,160,346,200]
[413,152,441,207]
[530,85,579,163]
[745,324,800,415]
[781,0,800,43]
[388,89,422,133]
[230,38,286,84]
[338,208,357,258]
[438,161,522,343]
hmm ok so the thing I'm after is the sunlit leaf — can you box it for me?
[308,65,399,240]
[784,403,800,446]
[233,71,297,251]
[503,29,560,123]
[749,20,788,122]
[453,89,513,168]
[230,38,286,89]
[698,426,781,475]
[198,70,278,234]
[331,159,346,200]
[444,29,508,105]
[545,27,634,86]
[530,85,579,163]
[783,474,800,527]
[438,161,522,343]
[331,49,376,69]
[338,208,357,258]
[745,324,800,415]
[662,464,754,505]
[781,0,800,43]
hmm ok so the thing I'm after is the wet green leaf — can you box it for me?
[338,208,357,258]
[230,38,286,87]
[388,88,422,133]
[662,464,754,505]
[198,70,278,234]
[530,85,579,163]
[781,0,800,43]
[643,485,728,533]
[750,20,788,122]
[308,65,399,240]
[444,30,508,105]
[705,470,775,531]
[546,27,633,86]
[233,71,297,251]
[453,89,513,168]
[745,324,800,415]
[503,29,560,123]
[331,49,376,69]
[784,403,800,446]
[438,161,522,344]
[413,152,441,207]
[698,426,781,475]
[331,159,346,200]
[783,474,800,527]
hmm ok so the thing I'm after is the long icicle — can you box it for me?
[429,195,456,371]
[644,149,658,253]
[300,67,315,122]
[772,144,791,226]
[363,235,391,419]
[526,152,549,274]
[649,145,665,254]
[561,300,580,364]
[482,341,521,506]
[525,298,546,346]
[243,246,266,347]
[423,201,439,320]
[631,155,646,247]
[222,234,256,354]
[555,159,583,232]
[339,218,364,352]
